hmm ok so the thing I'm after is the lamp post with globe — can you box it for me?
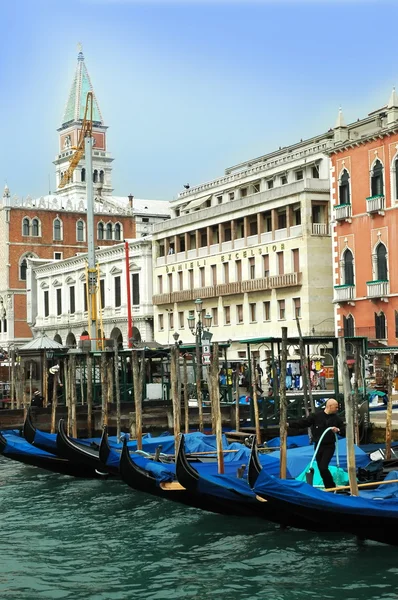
[187,298,212,432]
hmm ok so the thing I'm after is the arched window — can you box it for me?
[76,220,85,242]
[99,170,104,184]
[106,223,113,240]
[114,223,121,241]
[343,314,354,337]
[93,170,98,183]
[53,218,62,241]
[376,243,388,280]
[97,222,104,240]
[375,311,386,340]
[22,218,30,236]
[31,218,39,237]
[343,249,354,285]
[371,160,384,196]
[81,168,86,183]
[339,169,350,204]
[20,258,27,281]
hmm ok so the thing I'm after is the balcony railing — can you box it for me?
[152,293,171,305]
[333,284,355,303]
[215,282,242,296]
[242,272,302,292]
[334,203,351,221]
[337,326,385,340]
[312,223,330,236]
[366,280,389,298]
[171,290,193,302]
[366,195,385,214]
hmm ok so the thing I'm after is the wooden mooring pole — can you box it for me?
[70,354,77,439]
[101,352,108,427]
[183,354,189,434]
[50,369,59,434]
[251,353,261,445]
[171,345,180,439]
[385,352,395,460]
[210,342,224,474]
[86,353,93,437]
[279,327,288,479]
[114,344,121,440]
[132,348,144,450]
[339,337,358,496]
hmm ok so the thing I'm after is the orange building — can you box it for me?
[330,93,398,347]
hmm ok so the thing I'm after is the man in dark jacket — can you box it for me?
[288,398,345,489]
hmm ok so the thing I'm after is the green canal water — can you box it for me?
[1,459,398,600]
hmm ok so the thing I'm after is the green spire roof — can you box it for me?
[62,49,103,126]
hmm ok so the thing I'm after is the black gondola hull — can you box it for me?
[56,419,114,477]
[0,431,100,478]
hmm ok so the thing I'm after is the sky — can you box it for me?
[1,0,398,201]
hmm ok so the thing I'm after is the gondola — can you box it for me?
[99,426,122,475]
[56,419,113,476]
[0,430,100,478]
[175,435,340,530]
[24,409,102,455]
[250,442,398,545]
[119,437,256,516]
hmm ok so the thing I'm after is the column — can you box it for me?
[184,232,189,259]
[271,209,278,241]
[257,213,262,244]
[195,229,200,258]
[286,205,292,237]
[231,219,236,250]
[243,216,249,245]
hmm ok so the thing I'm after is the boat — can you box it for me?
[250,443,398,545]
[56,419,113,476]
[0,430,100,478]
[119,437,259,516]
[175,434,341,530]
[24,409,101,455]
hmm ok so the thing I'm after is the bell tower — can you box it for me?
[54,47,114,199]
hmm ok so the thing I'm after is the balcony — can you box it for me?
[333,284,355,303]
[334,204,351,221]
[170,290,193,303]
[215,282,242,296]
[337,326,386,341]
[367,280,389,298]
[290,224,302,238]
[152,293,171,305]
[241,272,302,292]
[366,195,385,214]
[312,223,330,236]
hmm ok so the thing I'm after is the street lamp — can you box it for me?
[187,299,213,428]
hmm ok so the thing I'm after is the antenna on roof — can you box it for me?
[48,174,51,195]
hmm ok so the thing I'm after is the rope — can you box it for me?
[307,426,340,473]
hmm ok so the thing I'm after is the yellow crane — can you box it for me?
[58,91,102,348]
[58,91,93,189]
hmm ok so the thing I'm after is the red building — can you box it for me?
[330,92,398,348]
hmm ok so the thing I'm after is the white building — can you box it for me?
[151,132,336,362]
[27,238,154,347]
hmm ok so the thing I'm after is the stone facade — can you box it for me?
[151,133,336,362]
[27,238,154,347]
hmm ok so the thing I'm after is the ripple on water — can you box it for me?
[1,458,398,600]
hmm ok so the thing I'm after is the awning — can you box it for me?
[184,194,212,212]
